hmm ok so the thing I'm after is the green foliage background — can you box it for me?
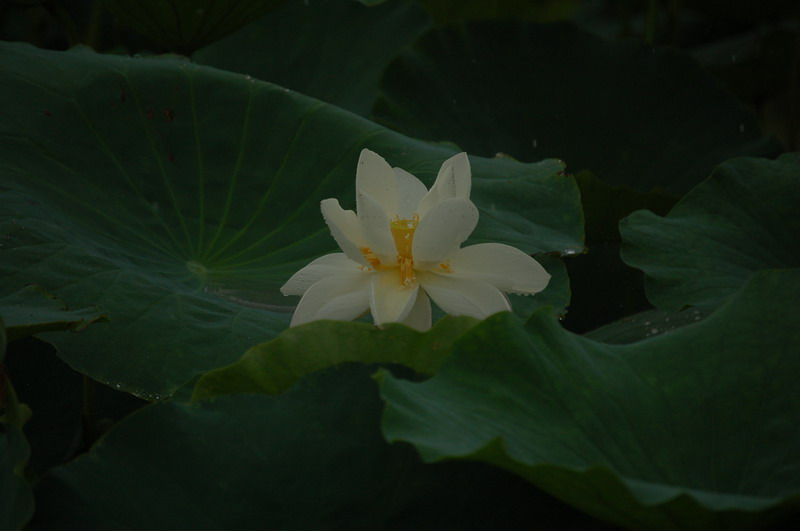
[1,0,798,529]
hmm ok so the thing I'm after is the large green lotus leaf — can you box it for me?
[583,306,709,344]
[620,153,800,312]
[194,0,431,116]
[32,364,606,530]
[378,269,800,530]
[0,42,582,399]
[1,320,34,531]
[194,258,570,401]
[192,316,478,399]
[373,20,777,194]
[0,285,107,343]
[105,0,289,53]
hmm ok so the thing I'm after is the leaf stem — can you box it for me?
[84,0,106,50]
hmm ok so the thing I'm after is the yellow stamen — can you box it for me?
[359,246,381,268]
[390,214,419,287]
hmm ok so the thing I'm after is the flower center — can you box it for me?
[390,214,418,287]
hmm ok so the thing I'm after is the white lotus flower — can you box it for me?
[280,149,551,331]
